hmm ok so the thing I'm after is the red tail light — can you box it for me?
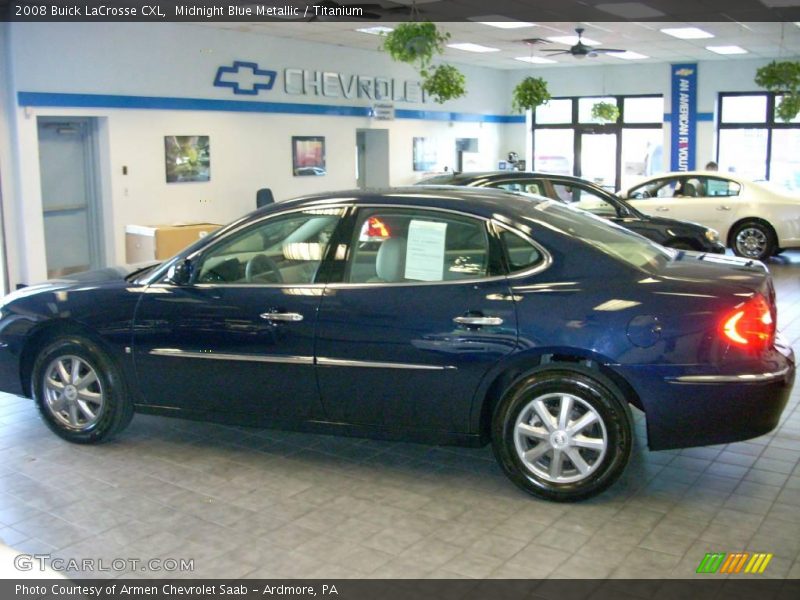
[720,294,775,350]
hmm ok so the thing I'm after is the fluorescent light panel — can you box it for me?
[706,45,748,54]
[660,27,715,39]
[474,17,536,29]
[609,51,649,60]
[356,26,393,35]
[447,42,500,53]
[514,56,556,64]
[547,35,601,46]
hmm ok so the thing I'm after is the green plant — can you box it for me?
[591,101,620,123]
[421,64,467,104]
[755,61,800,122]
[381,22,450,69]
[511,77,551,113]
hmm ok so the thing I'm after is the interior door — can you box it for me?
[37,118,102,278]
[315,207,518,434]
[133,208,345,420]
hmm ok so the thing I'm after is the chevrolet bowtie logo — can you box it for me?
[675,68,694,76]
[214,61,277,95]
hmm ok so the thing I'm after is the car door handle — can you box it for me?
[260,312,304,322]
[656,206,670,212]
[717,205,732,211]
[453,315,503,326]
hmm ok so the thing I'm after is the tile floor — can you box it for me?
[0,254,799,580]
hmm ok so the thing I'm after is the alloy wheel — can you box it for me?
[42,355,105,431]
[735,227,768,259]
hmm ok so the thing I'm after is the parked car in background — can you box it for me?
[418,171,725,254]
[0,188,793,501]
[620,170,800,261]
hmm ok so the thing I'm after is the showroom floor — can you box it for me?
[1,255,799,580]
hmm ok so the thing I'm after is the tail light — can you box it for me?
[720,294,775,350]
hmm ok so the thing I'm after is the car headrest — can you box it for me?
[375,237,407,283]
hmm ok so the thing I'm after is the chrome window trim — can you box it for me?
[666,366,791,384]
[317,357,456,371]
[149,348,314,365]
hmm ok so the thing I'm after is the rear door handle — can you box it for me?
[717,205,731,211]
[453,316,503,326]
[260,312,304,322]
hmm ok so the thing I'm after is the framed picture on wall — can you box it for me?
[292,136,326,176]
[413,137,437,171]
[164,135,210,183]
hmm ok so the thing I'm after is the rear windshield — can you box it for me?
[418,174,456,185]
[526,200,673,271]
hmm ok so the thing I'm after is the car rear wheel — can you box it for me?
[32,336,133,444]
[732,221,776,260]
[492,367,632,502]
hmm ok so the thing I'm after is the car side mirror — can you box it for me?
[166,259,193,286]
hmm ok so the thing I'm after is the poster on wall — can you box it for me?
[413,137,437,171]
[164,135,210,183]
[670,64,698,172]
[292,136,326,176]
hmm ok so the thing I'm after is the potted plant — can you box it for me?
[591,101,620,123]
[755,60,800,121]
[511,77,551,113]
[421,64,467,104]
[381,22,450,68]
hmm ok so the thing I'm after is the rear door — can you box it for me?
[314,206,528,434]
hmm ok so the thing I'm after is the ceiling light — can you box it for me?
[447,43,501,53]
[476,19,536,29]
[547,34,601,46]
[660,27,715,39]
[609,51,649,60]
[514,56,556,64]
[356,26,393,35]
[706,45,748,55]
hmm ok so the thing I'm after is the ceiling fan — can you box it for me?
[538,27,626,59]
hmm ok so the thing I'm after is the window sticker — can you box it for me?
[405,220,447,281]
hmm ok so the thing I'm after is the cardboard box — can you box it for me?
[125,223,221,263]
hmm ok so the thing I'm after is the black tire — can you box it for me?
[32,336,133,444]
[731,220,777,260]
[491,366,632,502]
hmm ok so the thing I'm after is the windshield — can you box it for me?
[526,200,673,271]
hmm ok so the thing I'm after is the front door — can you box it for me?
[315,206,518,434]
[133,207,345,420]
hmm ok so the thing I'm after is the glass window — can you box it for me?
[195,209,343,284]
[551,183,620,218]
[621,128,664,188]
[580,133,617,189]
[499,228,543,274]
[718,129,768,180]
[770,128,800,191]
[489,180,545,196]
[721,95,768,123]
[628,177,681,199]
[623,97,664,124]
[535,99,573,124]
[579,97,617,124]
[704,177,741,197]
[534,129,574,175]
[346,209,489,284]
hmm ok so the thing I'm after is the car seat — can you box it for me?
[372,237,407,282]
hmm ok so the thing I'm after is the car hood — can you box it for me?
[642,214,708,232]
[5,262,160,299]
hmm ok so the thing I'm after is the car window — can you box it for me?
[628,178,680,199]
[195,209,344,284]
[346,209,490,284]
[498,227,544,274]
[489,180,545,196]
[704,177,741,197]
[551,183,619,217]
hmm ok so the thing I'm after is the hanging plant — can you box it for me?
[591,101,620,123]
[756,61,800,121]
[511,77,551,113]
[381,22,450,69]
[421,64,467,104]
[776,94,800,122]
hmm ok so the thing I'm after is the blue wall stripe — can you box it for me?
[664,112,714,122]
[17,91,525,124]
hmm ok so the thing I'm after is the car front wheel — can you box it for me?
[492,367,632,502]
[731,221,776,260]
[32,336,133,444]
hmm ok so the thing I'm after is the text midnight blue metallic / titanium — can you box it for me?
[670,63,698,172]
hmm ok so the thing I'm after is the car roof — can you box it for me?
[418,171,588,185]
[255,186,547,221]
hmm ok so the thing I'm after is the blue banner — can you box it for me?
[670,63,698,172]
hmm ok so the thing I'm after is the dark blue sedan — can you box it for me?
[0,188,794,501]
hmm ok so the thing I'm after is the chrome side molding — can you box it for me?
[667,366,791,384]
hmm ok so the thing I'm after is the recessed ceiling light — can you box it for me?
[476,19,536,29]
[514,56,557,64]
[547,34,601,46]
[609,51,649,60]
[706,45,748,55]
[447,43,501,53]
[660,27,715,39]
[356,26,393,35]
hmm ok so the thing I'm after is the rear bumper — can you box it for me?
[617,343,795,451]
